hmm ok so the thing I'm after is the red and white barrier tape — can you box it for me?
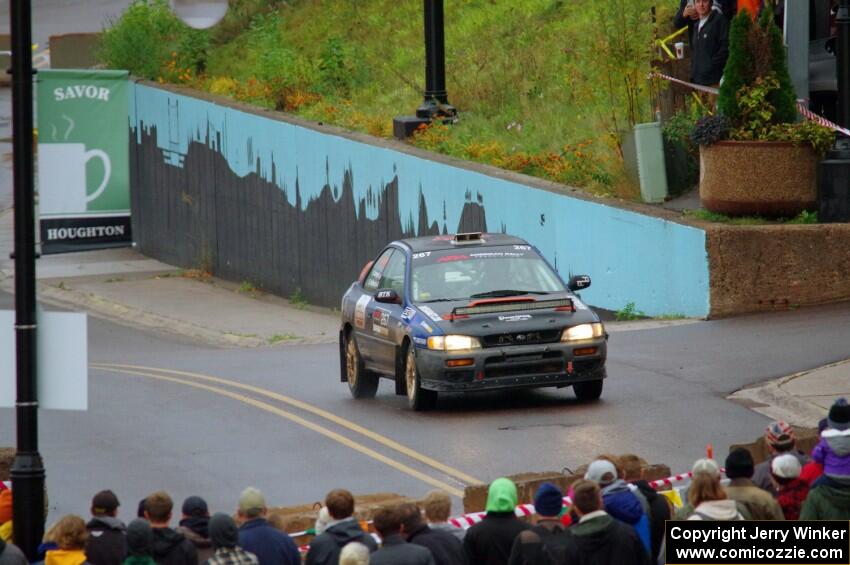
[0,480,10,491]
[650,71,850,137]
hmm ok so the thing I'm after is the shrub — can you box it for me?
[98,0,181,80]
[691,115,730,146]
[717,9,754,122]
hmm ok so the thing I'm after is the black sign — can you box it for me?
[41,215,132,255]
[665,521,850,564]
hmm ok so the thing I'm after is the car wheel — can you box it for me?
[405,347,437,411]
[573,379,603,402]
[345,334,379,399]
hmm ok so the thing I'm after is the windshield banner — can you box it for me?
[37,69,131,254]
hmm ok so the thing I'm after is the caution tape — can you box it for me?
[650,71,850,137]
[656,26,688,60]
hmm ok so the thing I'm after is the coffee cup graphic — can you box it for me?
[38,143,111,214]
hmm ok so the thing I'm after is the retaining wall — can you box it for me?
[129,83,710,317]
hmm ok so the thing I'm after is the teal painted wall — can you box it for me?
[131,84,709,317]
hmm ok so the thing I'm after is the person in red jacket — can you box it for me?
[771,454,810,520]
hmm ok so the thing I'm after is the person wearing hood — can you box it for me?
[723,449,784,520]
[583,460,651,555]
[0,536,27,565]
[204,514,258,565]
[564,480,649,565]
[620,455,670,563]
[306,489,377,565]
[123,519,156,565]
[175,497,213,565]
[463,478,530,565]
[811,398,850,485]
[143,492,198,565]
[508,483,572,565]
[801,399,850,519]
[45,515,93,565]
[398,503,466,565]
[86,490,127,565]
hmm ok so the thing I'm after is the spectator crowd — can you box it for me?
[1,396,849,565]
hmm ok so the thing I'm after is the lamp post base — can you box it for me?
[817,137,850,222]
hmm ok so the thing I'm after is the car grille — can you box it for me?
[481,329,561,348]
[484,351,565,379]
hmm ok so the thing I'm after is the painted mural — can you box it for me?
[130,84,710,316]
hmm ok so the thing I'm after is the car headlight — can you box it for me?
[427,335,482,351]
[561,323,604,342]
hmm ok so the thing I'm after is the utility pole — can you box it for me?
[9,0,45,559]
[818,0,850,221]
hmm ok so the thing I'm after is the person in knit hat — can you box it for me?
[508,483,572,565]
[771,454,809,520]
[811,398,850,485]
[175,497,212,564]
[752,421,810,495]
[723,448,784,520]
[463,478,529,565]
[123,520,156,565]
[205,514,257,565]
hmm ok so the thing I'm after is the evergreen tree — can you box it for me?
[761,5,797,124]
[717,9,755,121]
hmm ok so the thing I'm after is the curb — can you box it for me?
[0,277,336,349]
[727,360,850,427]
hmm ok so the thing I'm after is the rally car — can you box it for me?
[338,232,608,410]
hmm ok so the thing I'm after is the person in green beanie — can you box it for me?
[463,478,530,565]
[123,520,156,565]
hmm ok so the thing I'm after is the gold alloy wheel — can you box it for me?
[346,337,359,388]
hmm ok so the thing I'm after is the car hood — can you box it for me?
[412,293,600,337]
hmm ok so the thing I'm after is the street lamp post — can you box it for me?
[818,0,850,222]
[9,0,45,558]
[393,0,457,139]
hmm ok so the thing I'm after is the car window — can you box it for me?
[364,248,394,292]
[379,250,406,297]
[410,246,565,302]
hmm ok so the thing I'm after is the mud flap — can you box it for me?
[394,345,407,395]
[339,330,347,382]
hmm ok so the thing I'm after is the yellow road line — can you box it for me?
[91,362,482,485]
[95,365,465,497]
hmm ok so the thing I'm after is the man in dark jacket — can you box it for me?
[398,502,466,565]
[86,490,127,565]
[688,0,729,85]
[621,455,671,563]
[508,483,572,565]
[236,487,300,565]
[564,480,650,565]
[305,489,377,565]
[175,496,213,565]
[144,491,198,565]
[371,506,435,565]
[464,478,530,565]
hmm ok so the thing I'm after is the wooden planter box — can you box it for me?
[699,140,818,217]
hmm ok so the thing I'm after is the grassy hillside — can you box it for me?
[101,0,679,198]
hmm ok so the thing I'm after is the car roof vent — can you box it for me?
[452,232,484,245]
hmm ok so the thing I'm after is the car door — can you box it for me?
[369,249,407,372]
[354,248,394,364]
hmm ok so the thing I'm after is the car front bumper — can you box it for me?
[414,339,607,393]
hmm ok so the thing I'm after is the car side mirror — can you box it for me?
[375,288,401,304]
[568,275,591,291]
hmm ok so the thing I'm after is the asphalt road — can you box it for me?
[3,288,850,523]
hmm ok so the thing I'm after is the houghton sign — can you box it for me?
[37,69,131,253]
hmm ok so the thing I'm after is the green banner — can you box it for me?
[37,69,131,252]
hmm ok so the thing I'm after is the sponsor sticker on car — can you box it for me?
[354,294,371,329]
[419,305,442,322]
[372,308,390,337]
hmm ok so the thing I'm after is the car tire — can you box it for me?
[345,333,379,399]
[573,379,603,402]
[405,347,437,411]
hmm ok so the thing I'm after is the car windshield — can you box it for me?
[410,245,565,302]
